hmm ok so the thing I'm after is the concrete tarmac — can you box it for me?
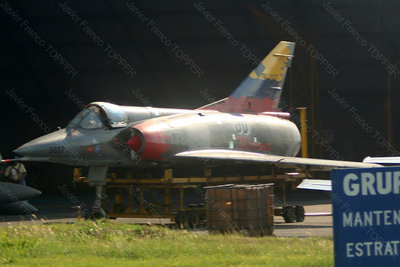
[0,190,333,237]
[274,204,332,237]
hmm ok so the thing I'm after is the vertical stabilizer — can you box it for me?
[198,41,295,114]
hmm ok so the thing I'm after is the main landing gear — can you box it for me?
[282,206,305,223]
[277,182,305,223]
[175,204,204,229]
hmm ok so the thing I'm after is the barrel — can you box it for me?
[205,184,274,236]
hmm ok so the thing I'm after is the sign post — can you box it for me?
[331,167,400,266]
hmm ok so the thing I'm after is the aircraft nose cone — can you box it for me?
[13,129,67,157]
[13,143,35,156]
[13,141,45,157]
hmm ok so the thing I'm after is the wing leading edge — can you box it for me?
[363,156,400,164]
[175,149,381,171]
[297,179,332,191]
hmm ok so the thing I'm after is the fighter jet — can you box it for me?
[9,41,379,217]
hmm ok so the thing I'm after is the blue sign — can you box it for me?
[331,167,400,266]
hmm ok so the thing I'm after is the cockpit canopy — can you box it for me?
[67,102,128,129]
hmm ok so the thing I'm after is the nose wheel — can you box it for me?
[87,166,108,219]
[89,185,107,219]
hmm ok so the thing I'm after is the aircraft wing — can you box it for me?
[297,179,332,191]
[175,149,381,171]
[363,156,400,164]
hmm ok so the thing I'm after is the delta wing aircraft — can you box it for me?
[7,41,380,217]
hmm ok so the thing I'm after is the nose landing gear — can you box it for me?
[90,185,107,219]
[86,166,109,219]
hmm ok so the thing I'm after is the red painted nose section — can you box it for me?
[127,135,142,152]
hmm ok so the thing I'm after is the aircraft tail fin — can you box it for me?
[198,41,295,114]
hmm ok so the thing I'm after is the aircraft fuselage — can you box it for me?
[128,111,301,163]
[14,106,301,167]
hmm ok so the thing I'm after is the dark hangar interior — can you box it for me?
[1,1,399,189]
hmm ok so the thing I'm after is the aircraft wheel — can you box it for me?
[85,209,107,220]
[188,211,200,229]
[282,206,296,223]
[295,206,305,222]
[175,211,189,229]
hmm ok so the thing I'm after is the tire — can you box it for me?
[188,210,200,229]
[282,206,296,223]
[175,211,189,229]
[295,206,305,222]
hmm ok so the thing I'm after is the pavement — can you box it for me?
[274,204,332,237]
[0,190,334,237]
